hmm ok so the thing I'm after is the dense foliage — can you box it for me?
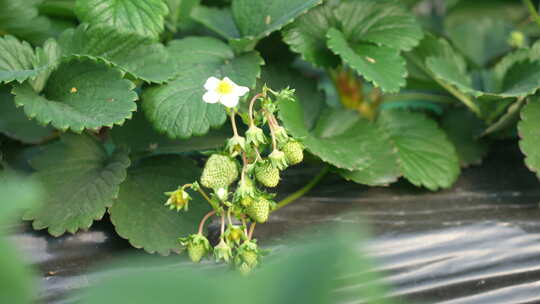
[2,0,540,265]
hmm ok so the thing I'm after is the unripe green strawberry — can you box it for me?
[241,250,259,267]
[235,241,259,275]
[187,242,207,263]
[246,198,270,223]
[237,262,252,276]
[180,234,211,263]
[282,141,304,165]
[255,162,280,187]
[240,196,254,207]
[200,154,238,190]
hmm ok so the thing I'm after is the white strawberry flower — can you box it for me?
[203,77,249,108]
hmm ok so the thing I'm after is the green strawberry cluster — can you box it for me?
[164,86,305,274]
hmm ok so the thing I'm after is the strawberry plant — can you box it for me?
[2,0,540,273]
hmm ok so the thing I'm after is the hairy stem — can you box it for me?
[230,110,239,137]
[227,209,234,227]
[241,216,248,237]
[248,93,263,126]
[195,187,219,210]
[198,210,216,234]
[524,0,540,27]
[248,222,256,240]
[274,166,330,211]
[220,214,225,236]
[265,112,278,150]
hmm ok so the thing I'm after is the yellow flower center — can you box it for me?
[216,80,234,94]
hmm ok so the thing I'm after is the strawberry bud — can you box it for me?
[200,154,239,190]
[273,126,289,145]
[226,135,246,157]
[269,149,288,170]
[164,187,191,212]
[214,238,233,262]
[246,125,266,146]
[226,225,244,244]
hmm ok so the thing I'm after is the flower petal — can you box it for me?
[203,91,220,104]
[220,94,239,108]
[234,85,249,97]
[204,77,220,90]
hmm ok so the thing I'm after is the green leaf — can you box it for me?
[0,173,43,304]
[446,18,513,68]
[326,28,407,93]
[231,0,321,40]
[0,86,55,144]
[77,229,396,304]
[377,110,460,190]
[279,97,399,172]
[0,239,37,304]
[74,0,169,40]
[489,60,540,98]
[109,155,211,255]
[283,0,422,69]
[111,110,231,155]
[12,59,138,133]
[142,37,263,139]
[165,0,200,28]
[406,34,463,82]
[0,35,40,85]
[266,66,400,184]
[282,5,340,67]
[260,66,325,130]
[426,55,481,97]
[427,51,540,99]
[0,35,60,91]
[191,6,240,40]
[0,173,43,224]
[23,133,131,236]
[441,108,489,167]
[417,36,540,100]
[31,38,62,92]
[336,0,423,51]
[518,98,540,178]
[60,25,177,84]
[339,143,401,187]
[0,0,52,44]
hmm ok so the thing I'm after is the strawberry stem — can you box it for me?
[195,186,219,210]
[273,166,330,212]
[248,222,256,240]
[265,112,278,150]
[524,0,540,28]
[248,93,263,127]
[198,210,216,235]
[230,110,239,137]
[220,214,225,236]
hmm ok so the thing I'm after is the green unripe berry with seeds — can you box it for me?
[246,198,270,223]
[200,154,238,190]
[255,162,280,187]
[282,141,304,165]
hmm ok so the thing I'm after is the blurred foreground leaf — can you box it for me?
[77,227,396,304]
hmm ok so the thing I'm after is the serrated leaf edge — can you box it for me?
[22,147,131,237]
